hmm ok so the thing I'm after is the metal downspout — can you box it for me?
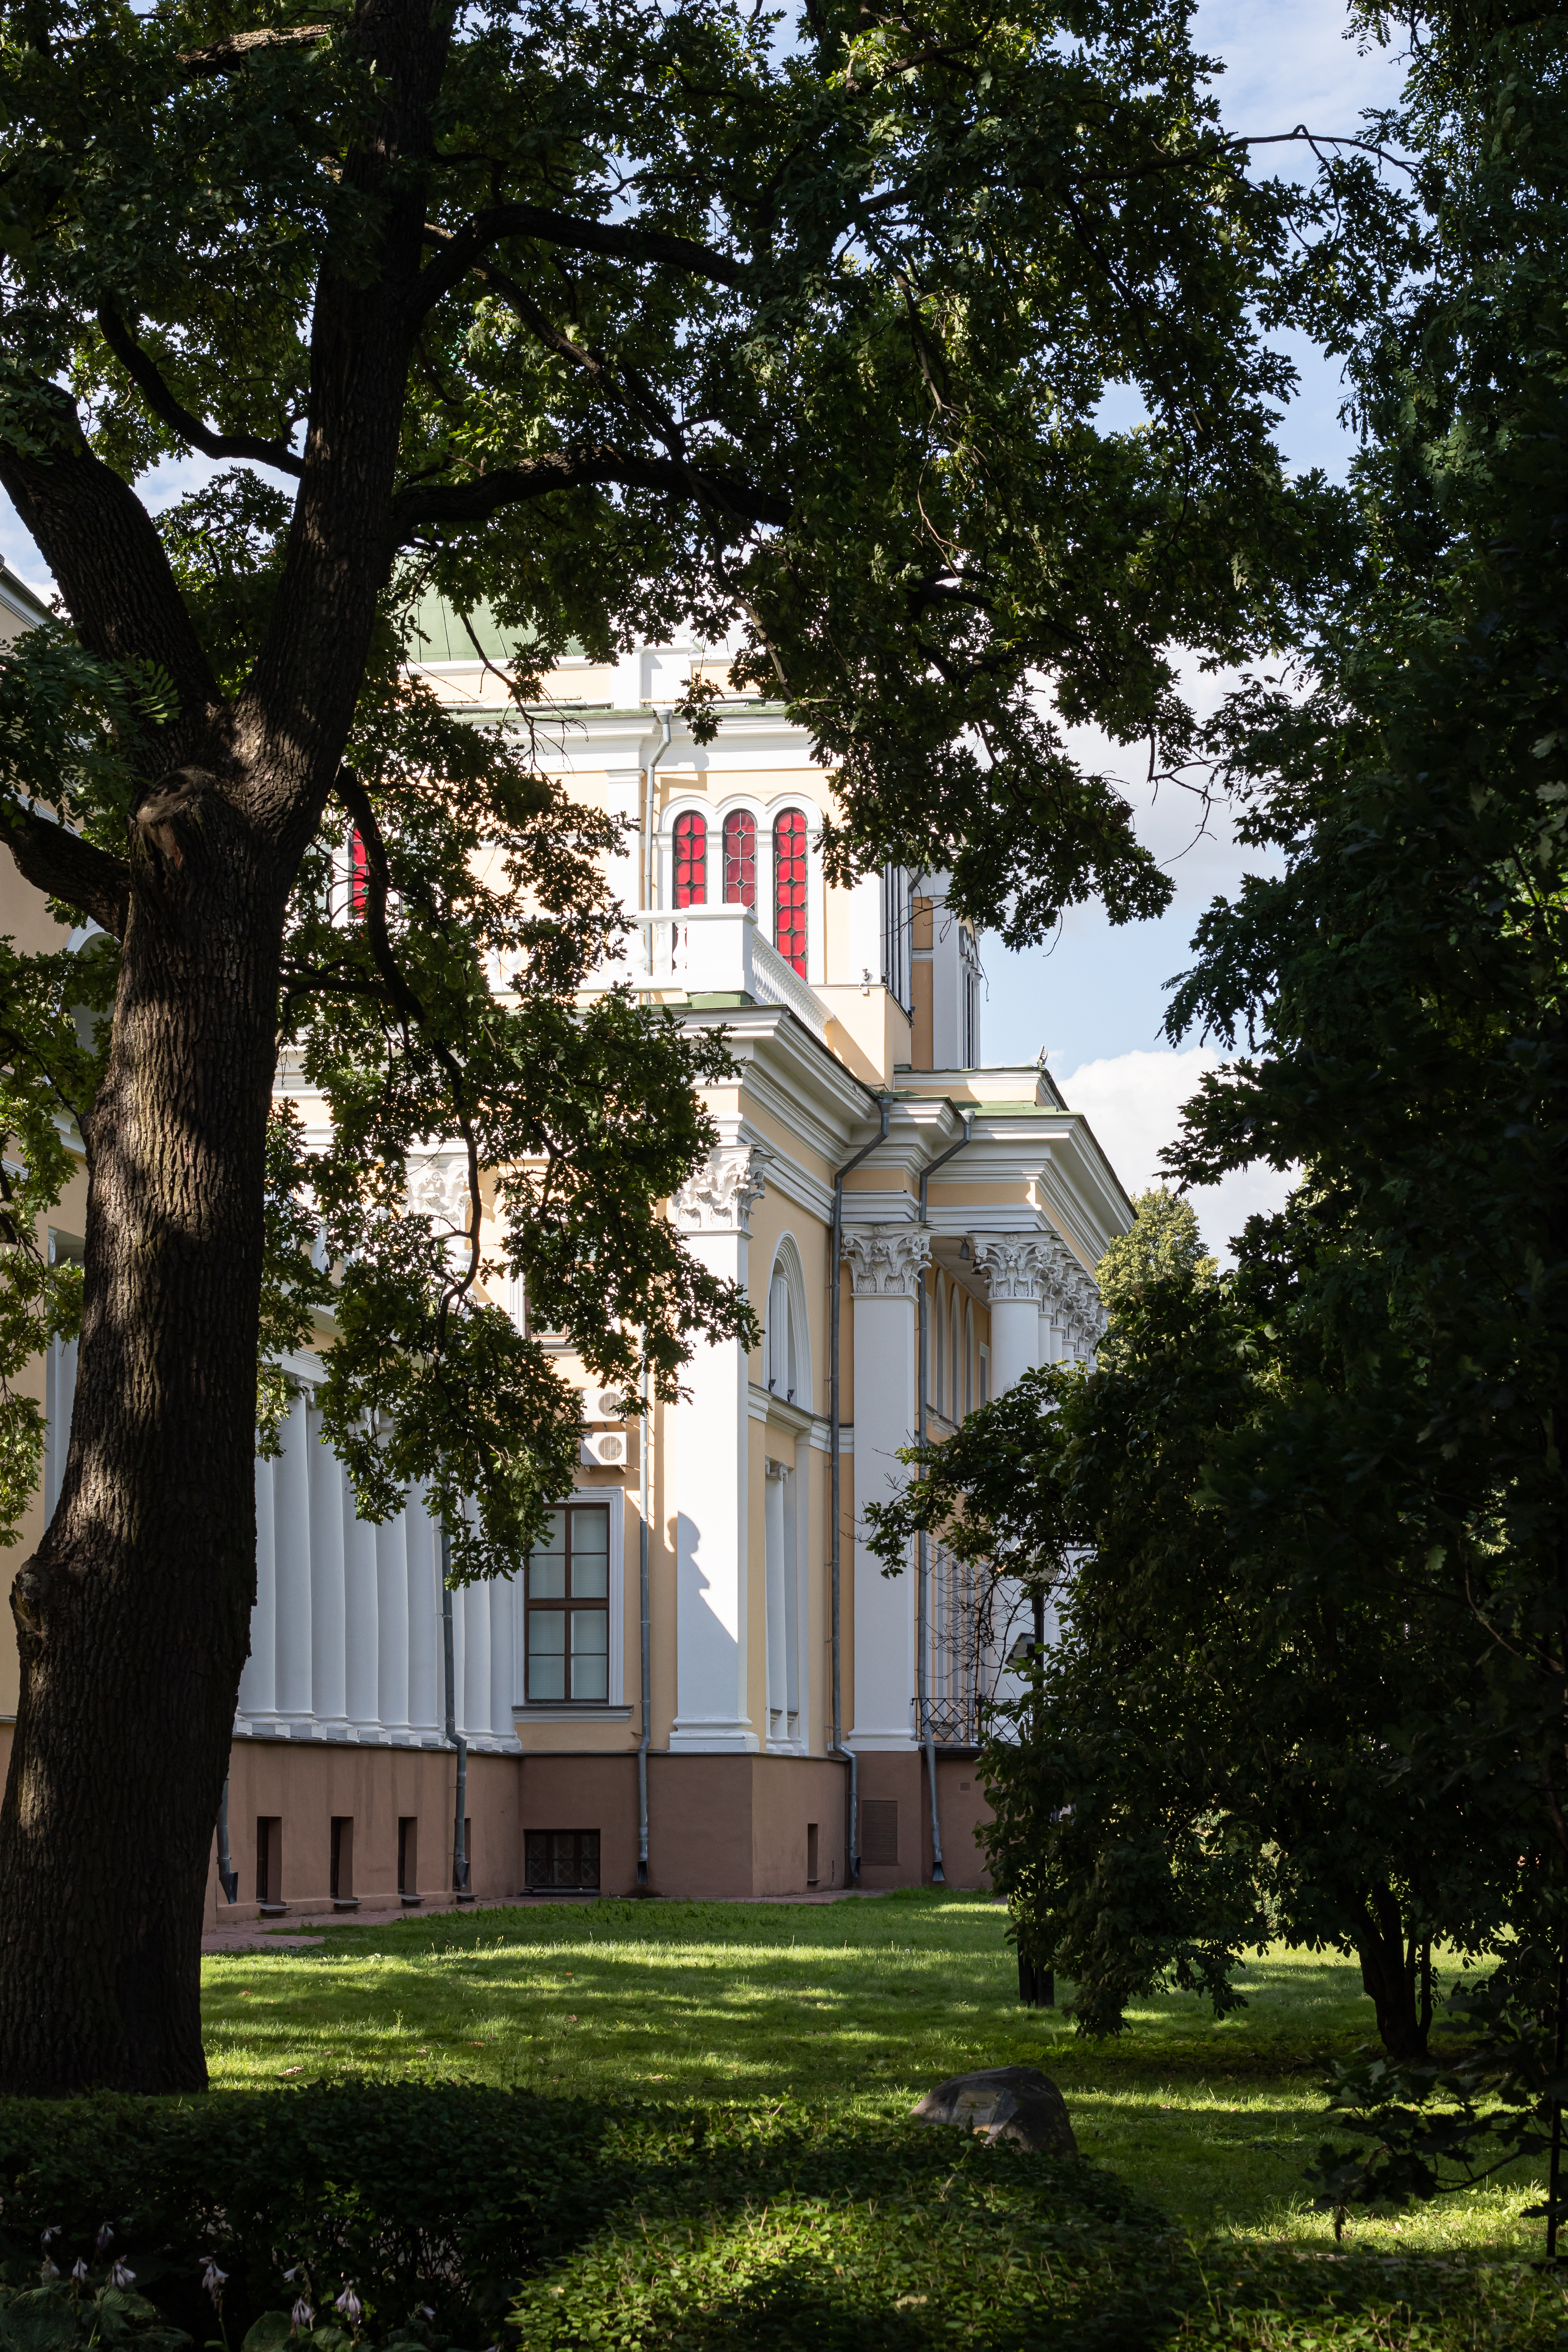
[216,1776,238,1905]
[831,1100,890,1885]
[916,1114,973,1886]
[441,1526,471,1900]
[637,1348,652,1886]
[643,710,675,973]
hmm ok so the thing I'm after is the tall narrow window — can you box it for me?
[349,828,369,917]
[525,1503,611,1702]
[673,811,707,907]
[774,808,808,976]
[722,810,757,907]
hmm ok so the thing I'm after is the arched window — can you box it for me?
[932,1275,946,1412]
[949,1290,963,1422]
[348,828,369,918]
[673,811,707,907]
[774,808,808,976]
[722,810,757,907]
[766,1267,797,1401]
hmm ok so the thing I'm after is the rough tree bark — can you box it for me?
[0,0,447,2092]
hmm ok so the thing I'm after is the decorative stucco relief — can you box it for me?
[673,1143,770,1235]
[970,1233,1053,1304]
[842,1223,933,1298]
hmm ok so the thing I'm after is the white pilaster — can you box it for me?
[670,1143,768,1751]
[845,1222,930,1749]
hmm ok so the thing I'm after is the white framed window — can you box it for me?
[517,1497,624,1708]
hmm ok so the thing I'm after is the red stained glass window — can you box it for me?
[774,808,808,976]
[673,810,707,907]
[349,829,369,917]
[722,809,757,908]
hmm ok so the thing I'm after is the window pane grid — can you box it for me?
[774,808,808,976]
[673,811,707,907]
[525,1504,611,1704]
[722,809,757,907]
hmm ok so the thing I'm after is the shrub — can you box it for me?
[0,2088,1192,2352]
[0,2084,630,2346]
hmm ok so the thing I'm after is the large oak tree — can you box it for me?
[0,0,1397,2090]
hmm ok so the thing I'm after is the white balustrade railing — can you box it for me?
[611,906,829,1042]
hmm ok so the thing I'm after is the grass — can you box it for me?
[200,1890,1568,2348]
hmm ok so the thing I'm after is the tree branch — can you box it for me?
[174,24,334,79]
[0,808,130,939]
[392,446,791,537]
[415,205,749,318]
[97,306,304,477]
[0,385,221,720]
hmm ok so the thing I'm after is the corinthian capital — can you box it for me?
[672,1143,769,1235]
[842,1223,933,1299]
[971,1232,1053,1304]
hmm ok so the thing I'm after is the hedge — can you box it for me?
[0,2085,1193,2352]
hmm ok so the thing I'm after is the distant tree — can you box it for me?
[0,0,1405,2091]
[869,1190,1519,2060]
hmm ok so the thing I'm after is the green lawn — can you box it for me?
[202,1890,1566,2347]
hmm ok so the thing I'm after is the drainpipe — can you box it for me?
[216,1776,238,1904]
[637,1347,653,1886]
[916,1113,973,1886]
[642,710,675,974]
[441,1525,471,1900]
[830,1100,890,1885]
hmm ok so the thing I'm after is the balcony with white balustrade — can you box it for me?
[590,905,831,1044]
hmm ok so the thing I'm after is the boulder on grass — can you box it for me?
[910,2065,1077,2156]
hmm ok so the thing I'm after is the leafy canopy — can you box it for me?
[0,0,1412,1568]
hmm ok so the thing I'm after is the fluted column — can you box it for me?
[239,1454,278,1724]
[376,1512,412,1738]
[273,1390,314,1728]
[670,1142,768,1751]
[490,1575,517,1739]
[845,1222,931,1749]
[307,1402,349,1735]
[407,1492,441,1737]
[343,1465,381,1737]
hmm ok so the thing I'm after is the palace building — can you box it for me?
[0,595,1131,1916]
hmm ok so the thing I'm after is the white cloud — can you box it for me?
[1059,1046,1295,1264]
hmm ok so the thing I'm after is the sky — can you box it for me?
[983,0,1412,1255]
[0,0,1412,1259]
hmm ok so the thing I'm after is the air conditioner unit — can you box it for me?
[580,1430,629,1468]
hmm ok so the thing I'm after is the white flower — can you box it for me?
[202,2261,229,2304]
[96,2226,114,2253]
[71,2260,89,2284]
[41,2228,60,2245]
[333,2288,361,2327]
[40,2259,59,2282]
[282,2267,299,2284]
[419,2308,436,2321]
[290,2298,315,2332]
[108,2263,135,2289]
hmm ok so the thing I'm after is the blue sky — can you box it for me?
[0,2,1410,1252]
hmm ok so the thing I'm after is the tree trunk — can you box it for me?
[1354,1883,1432,2062]
[0,784,283,2092]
